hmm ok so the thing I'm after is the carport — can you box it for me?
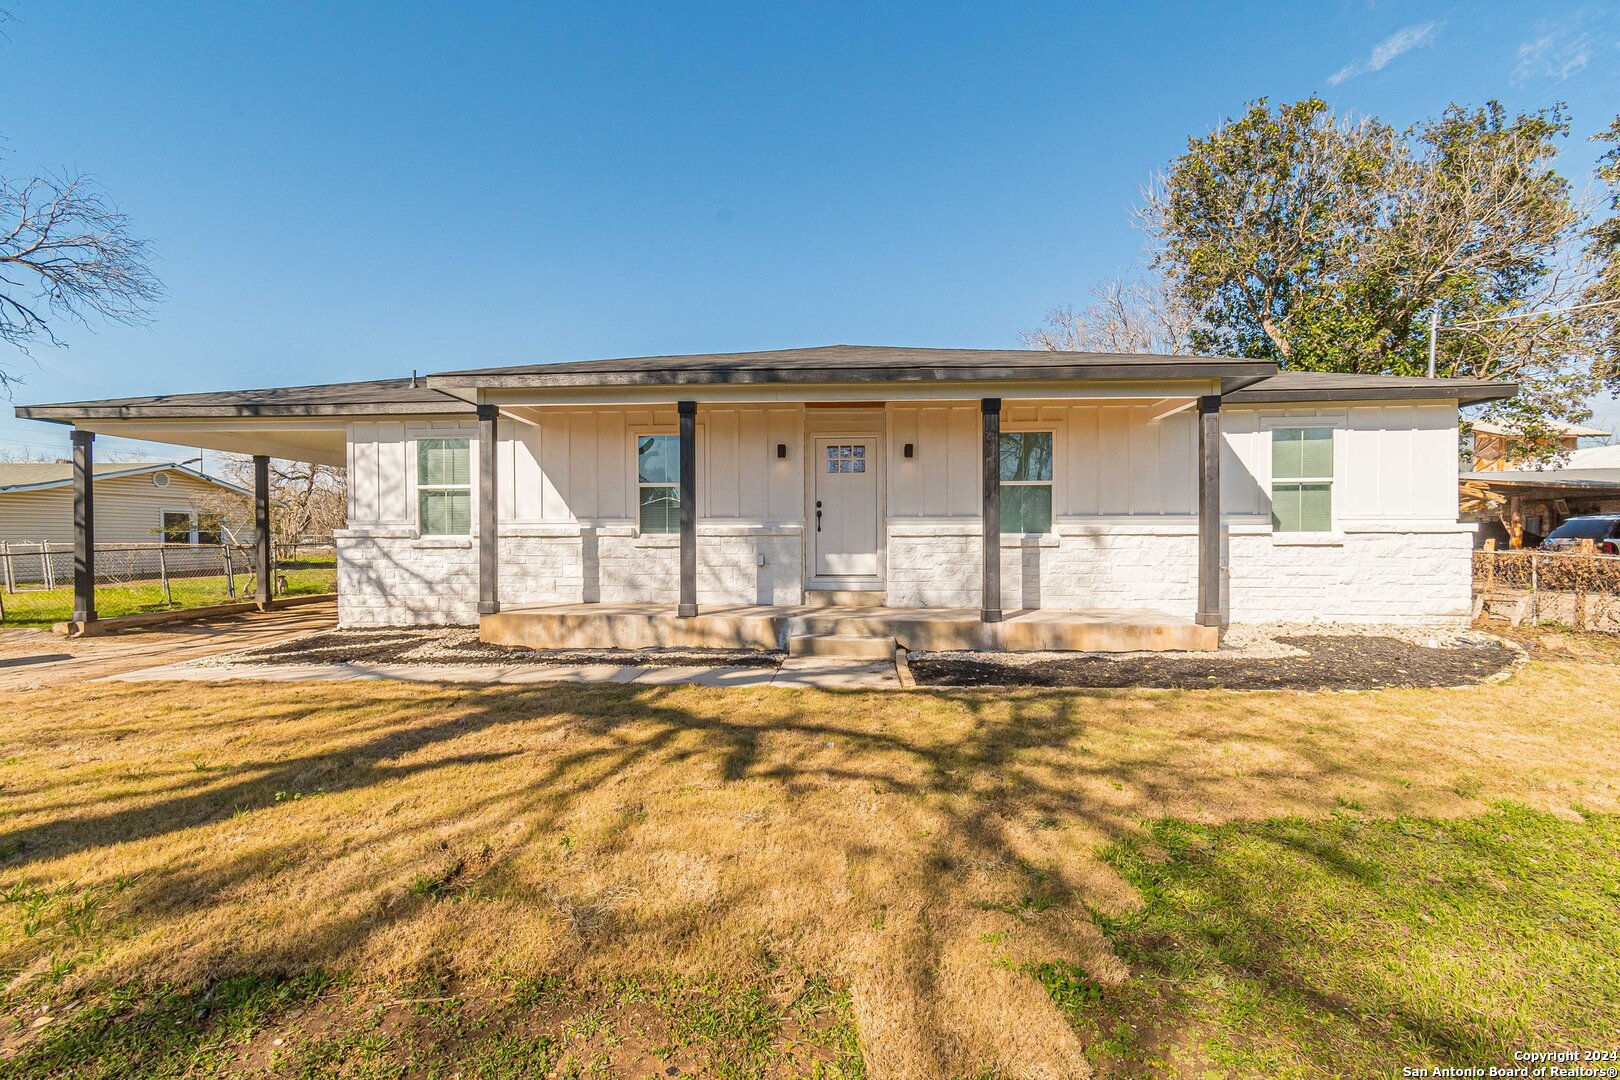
[13,377,472,631]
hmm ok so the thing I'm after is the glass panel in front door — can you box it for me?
[814,440,879,578]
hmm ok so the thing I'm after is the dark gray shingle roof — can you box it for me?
[1226,370,1515,406]
[428,344,1274,386]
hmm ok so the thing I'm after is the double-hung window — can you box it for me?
[1270,427,1333,533]
[999,431,1053,534]
[637,435,680,534]
[417,438,472,536]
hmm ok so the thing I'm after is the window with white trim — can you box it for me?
[161,510,194,544]
[637,435,680,534]
[1270,427,1333,533]
[417,438,472,536]
[159,510,224,544]
[999,431,1053,534]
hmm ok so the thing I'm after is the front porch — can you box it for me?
[481,601,1219,655]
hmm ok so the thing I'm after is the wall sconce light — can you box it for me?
[903,443,915,459]
[776,443,788,459]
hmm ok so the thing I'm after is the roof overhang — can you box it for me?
[466,376,1255,409]
[1459,470,1620,495]
[426,359,1276,393]
[14,399,468,422]
[1229,380,1517,406]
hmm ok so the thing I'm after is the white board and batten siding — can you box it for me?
[338,398,1473,626]
[346,409,808,529]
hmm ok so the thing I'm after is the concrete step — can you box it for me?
[791,613,902,638]
[1475,590,1532,626]
[802,589,887,608]
[787,633,895,660]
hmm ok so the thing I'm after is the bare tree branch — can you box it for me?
[1022,275,1205,355]
[0,164,164,387]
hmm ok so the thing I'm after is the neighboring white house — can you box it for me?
[14,346,1516,647]
[0,460,250,548]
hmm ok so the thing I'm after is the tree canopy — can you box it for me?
[1032,97,1619,448]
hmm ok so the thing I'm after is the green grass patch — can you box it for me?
[1037,803,1620,1076]
[2,971,863,1079]
[1,973,334,1079]
[0,561,335,628]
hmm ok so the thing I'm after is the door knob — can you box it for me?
[815,500,822,532]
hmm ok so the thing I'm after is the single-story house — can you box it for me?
[1466,418,1610,472]
[15,346,1514,648]
[0,460,248,548]
[0,460,257,589]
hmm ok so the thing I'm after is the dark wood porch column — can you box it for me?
[981,397,1002,623]
[253,455,273,609]
[71,428,96,627]
[476,403,500,615]
[677,400,698,618]
[1196,394,1223,628]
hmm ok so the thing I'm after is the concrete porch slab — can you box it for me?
[481,602,1218,654]
[102,659,899,690]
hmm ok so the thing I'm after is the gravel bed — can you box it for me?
[198,628,783,669]
[910,632,1519,691]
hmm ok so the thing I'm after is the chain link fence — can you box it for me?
[1473,548,1620,630]
[0,542,337,627]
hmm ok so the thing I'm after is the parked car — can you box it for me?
[1541,515,1620,554]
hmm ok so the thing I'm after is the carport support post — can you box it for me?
[678,400,698,618]
[981,397,1002,623]
[1196,394,1223,628]
[253,455,273,609]
[71,428,96,627]
[477,403,500,615]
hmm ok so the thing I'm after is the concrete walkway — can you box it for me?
[0,600,338,693]
[105,653,902,690]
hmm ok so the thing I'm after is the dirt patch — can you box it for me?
[909,635,1518,691]
[211,627,783,669]
[1475,620,1620,664]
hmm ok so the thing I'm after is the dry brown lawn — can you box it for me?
[1,651,1617,1078]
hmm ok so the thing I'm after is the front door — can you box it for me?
[812,437,880,581]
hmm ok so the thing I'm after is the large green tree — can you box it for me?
[1589,116,1620,367]
[1138,97,1616,438]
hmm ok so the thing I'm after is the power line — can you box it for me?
[1428,296,1620,376]
[1445,297,1620,330]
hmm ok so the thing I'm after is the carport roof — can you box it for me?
[14,377,472,422]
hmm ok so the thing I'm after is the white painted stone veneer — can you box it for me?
[338,527,803,625]
[340,521,1471,627]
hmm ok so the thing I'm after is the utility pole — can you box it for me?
[1427,307,1439,379]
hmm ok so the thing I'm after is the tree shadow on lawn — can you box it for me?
[1065,805,1620,1075]
[1,670,1615,1077]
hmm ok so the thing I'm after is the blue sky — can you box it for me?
[2,1,1618,462]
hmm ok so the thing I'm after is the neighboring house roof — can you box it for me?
[1565,444,1620,469]
[15,378,472,422]
[0,461,253,498]
[14,348,1518,422]
[1459,468,1620,492]
[1469,419,1610,438]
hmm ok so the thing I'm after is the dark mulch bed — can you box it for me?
[908,635,1518,691]
[229,628,783,668]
